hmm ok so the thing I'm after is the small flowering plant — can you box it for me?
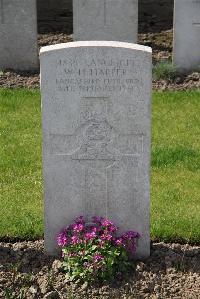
[57,216,140,283]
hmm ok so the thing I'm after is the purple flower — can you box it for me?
[71,236,80,244]
[91,226,98,233]
[88,225,101,234]
[102,219,114,227]
[101,233,113,241]
[59,215,140,280]
[65,223,77,232]
[101,219,118,233]
[115,238,123,246]
[73,223,84,233]
[121,231,140,240]
[92,216,104,225]
[57,231,68,247]
[93,254,104,263]
[119,231,140,256]
[85,231,96,241]
[108,225,118,233]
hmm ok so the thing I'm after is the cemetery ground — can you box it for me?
[0,88,200,298]
[1,30,200,90]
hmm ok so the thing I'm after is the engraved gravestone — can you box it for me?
[40,41,152,259]
[173,0,200,72]
[0,0,38,71]
[73,0,138,43]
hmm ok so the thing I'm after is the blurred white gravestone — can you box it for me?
[40,41,152,259]
[173,0,200,72]
[0,0,38,71]
[73,0,138,43]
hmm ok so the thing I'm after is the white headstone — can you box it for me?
[73,0,138,43]
[173,0,200,72]
[0,0,38,71]
[40,41,152,259]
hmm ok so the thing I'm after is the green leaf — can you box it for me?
[91,245,98,251]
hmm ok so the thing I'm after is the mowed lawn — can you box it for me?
[0,89,199,243]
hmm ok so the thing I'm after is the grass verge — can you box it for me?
[0,89,42,239]
[0,89,199,243]
[153,61,178,82]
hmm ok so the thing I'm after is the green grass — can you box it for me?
[151,91,200,243]
[0,89,42,239]
[153,61,178,82]
[0,89,200,243]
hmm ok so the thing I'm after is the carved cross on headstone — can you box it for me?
[50,97,142,218]
[0,0,4,24]
[71,119,118,217]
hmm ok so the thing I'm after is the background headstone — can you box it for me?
[40,41,152,259]
[173,0,200,72]
[37,0,174,34]
[0,0,38,71]
[73,0,138,43]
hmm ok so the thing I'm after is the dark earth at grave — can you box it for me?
[1,30,200,90]
[0,240,199,298]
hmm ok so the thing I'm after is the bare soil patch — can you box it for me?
[0,240,199,299]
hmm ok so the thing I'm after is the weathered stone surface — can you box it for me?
[37,0,173,33]
[73,0,138,43]
[0,0,38,71]
[40,41,152,259]
[173,0,200,72]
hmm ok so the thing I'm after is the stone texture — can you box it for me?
[173,0,200,72]
[37,0,173,33]
[40,41,152,259]
[37,0,73,33]
[73,0,138,42]
[0,0,38,71]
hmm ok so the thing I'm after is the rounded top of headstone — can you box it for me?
[40,41,152,56]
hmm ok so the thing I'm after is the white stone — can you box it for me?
[40,41,152,259]
[73,0,138,43]
[0,0,38,71]
[173,0,200,72]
